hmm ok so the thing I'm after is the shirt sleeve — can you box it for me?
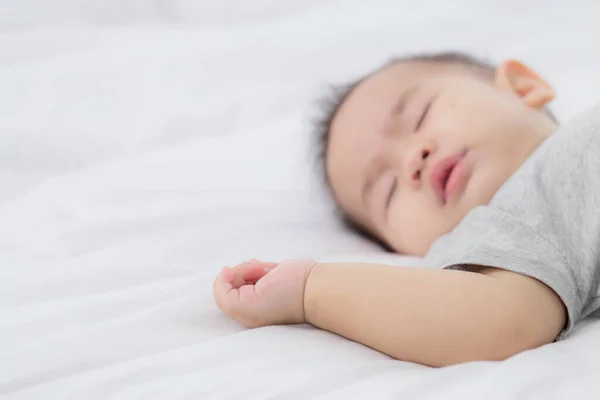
[425,106,600,339]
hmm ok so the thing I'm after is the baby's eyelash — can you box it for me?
[385,178,397,211]
[415,101,432,131]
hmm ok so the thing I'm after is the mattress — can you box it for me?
[1,1,599,399]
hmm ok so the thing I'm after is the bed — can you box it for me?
[1,1,599,399]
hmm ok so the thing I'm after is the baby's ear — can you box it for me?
[494,59,555,108]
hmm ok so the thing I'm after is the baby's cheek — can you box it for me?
[388,203,441,256]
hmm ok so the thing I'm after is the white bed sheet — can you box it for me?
[1,1,599,399]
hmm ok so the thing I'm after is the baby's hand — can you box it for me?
[213,259,316,328]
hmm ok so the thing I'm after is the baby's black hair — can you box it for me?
[314,51,557,250]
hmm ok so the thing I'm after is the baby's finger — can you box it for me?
[213,267,240,314]
[231,260,277,286]
[257,261,278,270]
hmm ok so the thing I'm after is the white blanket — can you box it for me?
[1,1,599,399]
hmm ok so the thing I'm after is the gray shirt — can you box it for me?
[425,105,600,339]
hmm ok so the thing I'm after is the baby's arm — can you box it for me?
[304,262,566,367]
[213,259,565,367]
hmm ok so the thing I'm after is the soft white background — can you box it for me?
[0,1,599,399]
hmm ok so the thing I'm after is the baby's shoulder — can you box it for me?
[544,105,600,153]
[494,104,600,201]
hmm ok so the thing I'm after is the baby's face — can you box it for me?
[327,60,556,256]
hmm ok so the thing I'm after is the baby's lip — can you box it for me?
[429,151,467,204]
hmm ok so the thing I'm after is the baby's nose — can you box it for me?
[403,138,436,188]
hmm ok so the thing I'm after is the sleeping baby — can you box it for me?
[213,51,600,367]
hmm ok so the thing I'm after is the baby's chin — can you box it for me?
[388,229,446,258]
[461,164,507,209]
[425,179,501,252]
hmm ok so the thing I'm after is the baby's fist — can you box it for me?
[213,259,316,328]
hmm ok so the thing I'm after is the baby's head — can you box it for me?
[317,52,558,256]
